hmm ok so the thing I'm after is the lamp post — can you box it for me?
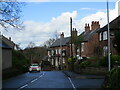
[0,31,2,90]
[107,0,111,71]
[70,17,73,57]
[60,35,63,70]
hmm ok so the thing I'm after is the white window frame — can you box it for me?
[56,49,58,54]
[52,50,54,55]
[99,32,102,41]
[59,49,61,54]
[81,43,84,52]
[103,31,107,40]
[103,46,108,56]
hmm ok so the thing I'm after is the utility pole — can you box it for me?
[60,35,63,70]
[70,17,73,57]
[0,31,2,90]
[107,0,111,71]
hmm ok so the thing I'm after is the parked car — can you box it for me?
[29,63,41,72]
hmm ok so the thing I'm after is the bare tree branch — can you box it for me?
[0,0,24,30]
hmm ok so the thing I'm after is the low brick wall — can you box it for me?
[76,67,108,75]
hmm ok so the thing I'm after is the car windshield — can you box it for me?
[31,64,39,66]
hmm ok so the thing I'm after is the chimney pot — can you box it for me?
[60,32,64,38]
[91,21,100,30]
[9,37,11,41]
[85,23,90,32]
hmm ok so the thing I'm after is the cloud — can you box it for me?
[80,8,94,10]
[18,0,118,2]
[1,11,77,49]
[18,0,50,2]
[1,1,119,49]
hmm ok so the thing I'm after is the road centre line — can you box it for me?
[31,78,38,83]
[17,72,44,90]
[68,77,76,90]
[31,72,44,83]
[17,84,28,90]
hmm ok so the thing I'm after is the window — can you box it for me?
[77,48,79,53]
[59,49,61,54]
[99,32,102,41]
[81,43,84,52]
[52,50,55,55]
[103,46,108,56]
[62,49,66,56]
[103,31,107,40]
[48,51,51,56]
[63,58,65,63]
[56,49,58,54]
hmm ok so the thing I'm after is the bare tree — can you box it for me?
[53,30,59,39]
[0,0,24,30]
[44,38,56,48]
[27,42,35,49]
[26,42,36,64]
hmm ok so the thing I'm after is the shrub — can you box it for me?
[12,50,29,72]
[99,56,108,67]
[79,60,90,68]
[68,56,77,64]
[111,55,120,65]
[99,55,120,67]
[104,67,120,89]
[68,58,72,64]
[74,62,80,72]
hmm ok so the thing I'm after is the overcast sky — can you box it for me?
[1,0,119,49]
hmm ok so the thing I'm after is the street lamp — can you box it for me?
[107,0,111,71]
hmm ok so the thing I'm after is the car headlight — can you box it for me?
[29,68,32,71]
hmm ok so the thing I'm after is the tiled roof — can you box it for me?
[0,35,15,49]
[98,15,120,32]
[50,37,70,47]
[80,29,99,42]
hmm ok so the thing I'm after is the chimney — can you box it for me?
[91,21,100,30]
[85,23,90,32]
[116,1,120,16]
[72,28,77,38]
[118,1,120,16]
[9,37,11,41]
[60,32,64,38]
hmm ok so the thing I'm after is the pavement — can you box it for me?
[62,71,105,89]
[63,70,105,79]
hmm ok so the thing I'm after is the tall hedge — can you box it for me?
[104,67,120,89]
[12,50,29,72]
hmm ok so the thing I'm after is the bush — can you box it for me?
[68,58,72,64]
[99,55,120,67]
[12,50,29,72]
[104,67,120,89]
[111,55,120,65]
[74,62,80,72]
[68,56,77,64]
[99,56,108,67]
[79,60,90,68]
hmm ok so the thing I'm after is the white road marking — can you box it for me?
[17,84,28,90]
[17,72,45,90]
[68,77,76,90]
[39,72,45,78]
[31,78,38,83]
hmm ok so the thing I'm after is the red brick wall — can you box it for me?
[81,21,100,57]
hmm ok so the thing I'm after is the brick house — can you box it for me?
[48,30,78,70]
[97,16,120,56]
[80,21,100,58]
